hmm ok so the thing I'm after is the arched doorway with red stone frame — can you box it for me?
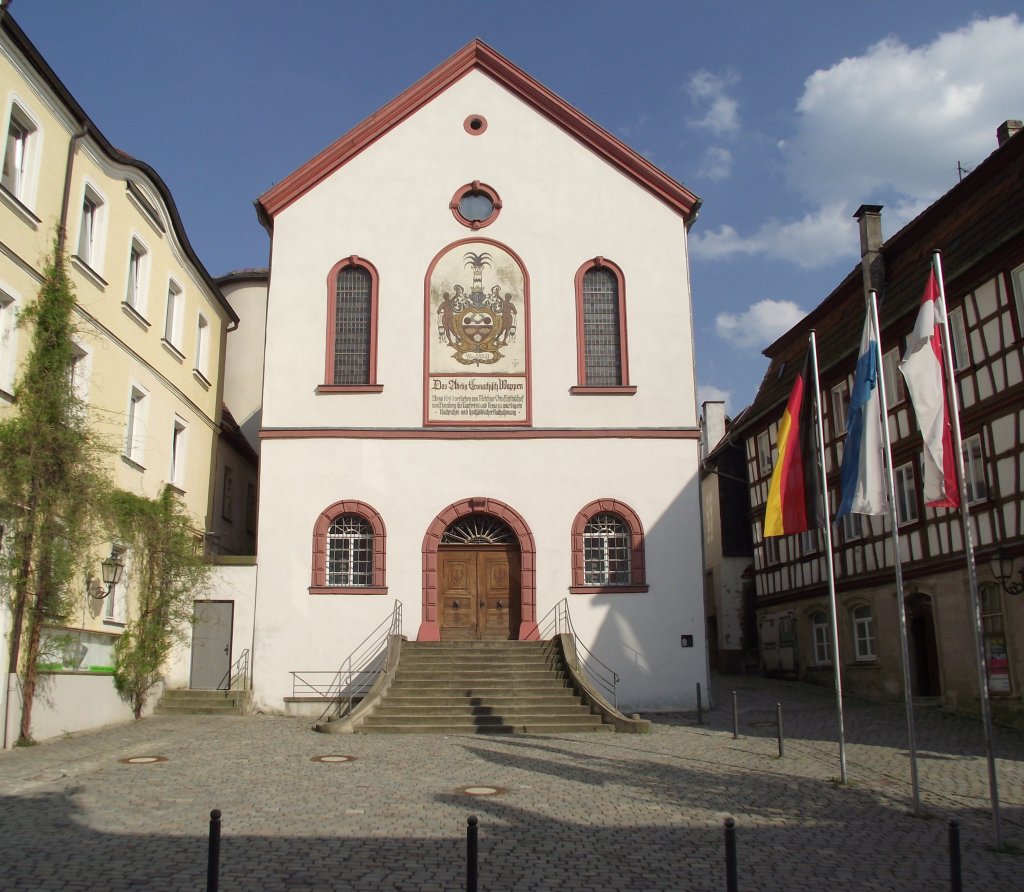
[418,497,537,641]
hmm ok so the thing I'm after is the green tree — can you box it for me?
[0,247,108,744]
[105,486,210,719]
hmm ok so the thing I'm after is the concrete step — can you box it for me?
[394,668,568,682]
[380,694,582,708]
[371,703,595,718]
[358,719,612,735]
[155,689,250,716]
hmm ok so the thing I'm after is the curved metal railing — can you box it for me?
[535,597,620,707]
[297,600,402,723]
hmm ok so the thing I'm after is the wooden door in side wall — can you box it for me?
[439,547,520,640]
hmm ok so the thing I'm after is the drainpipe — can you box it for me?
[58,124,90,258]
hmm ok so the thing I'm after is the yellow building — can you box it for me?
[0,11,237,744]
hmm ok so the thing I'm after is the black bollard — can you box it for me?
[696,682,704,725]
[724,817,738,892]
[776,702,784,758]
[207,809,221,892]
[948,819,962,892]
[467,815,479,892]
[732,690,739,739]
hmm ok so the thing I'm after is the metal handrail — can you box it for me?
[535,597,620,707]
[218,648,250,692]
[300,600,402,723]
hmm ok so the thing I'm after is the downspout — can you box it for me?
[57,124,90,258]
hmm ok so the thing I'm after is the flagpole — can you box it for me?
[868,290,921,817]
[809,329,848,784]
[932,251,1002,848]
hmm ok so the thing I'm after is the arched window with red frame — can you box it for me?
[570,499,648,593]
[571,258,635,395]
[319,257,382,393]
[310,500,387,594]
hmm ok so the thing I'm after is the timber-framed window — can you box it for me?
[310,500,386,594]
[320,257,382,393]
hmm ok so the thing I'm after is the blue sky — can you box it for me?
[12,1,1024,413]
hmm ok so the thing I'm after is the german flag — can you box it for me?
[764,347,823,536]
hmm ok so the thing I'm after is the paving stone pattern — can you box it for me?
[0,673,1021,890]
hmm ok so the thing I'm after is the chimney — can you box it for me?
[701,401,726,458]
[997,120,1022,147]
[855,204,885,299]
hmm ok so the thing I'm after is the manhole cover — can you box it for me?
[458,785,504,796]
[119,756,168,764]
[311,754,356,764]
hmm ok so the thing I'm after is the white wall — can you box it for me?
[165,562,258,689]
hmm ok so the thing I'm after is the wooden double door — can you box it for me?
[439,547,521,640]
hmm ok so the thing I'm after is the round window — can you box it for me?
[450,181,501,229]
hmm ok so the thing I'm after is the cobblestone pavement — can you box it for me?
[1,674,1021,891]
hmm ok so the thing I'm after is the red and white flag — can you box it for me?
[899,270,959,507]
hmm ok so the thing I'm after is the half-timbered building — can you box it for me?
[733,121,1024,724]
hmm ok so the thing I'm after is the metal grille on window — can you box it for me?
[583,513,631,585]
[440,514,513,545]
[333,267,371,385]
[326,514,373,586]
[582,268,621,386]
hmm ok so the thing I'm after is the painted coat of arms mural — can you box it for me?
[427,241,529,424]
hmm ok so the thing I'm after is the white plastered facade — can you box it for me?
[251,66,705,713]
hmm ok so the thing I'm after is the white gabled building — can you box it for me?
[219,40,706,715]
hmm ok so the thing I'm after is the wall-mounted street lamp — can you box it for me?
[90,548,126,600]
[988,548,1023,596]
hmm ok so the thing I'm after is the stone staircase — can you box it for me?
[154,688,251,716]
[347,639,611,734]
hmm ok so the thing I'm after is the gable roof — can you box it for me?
[256,39,701,229]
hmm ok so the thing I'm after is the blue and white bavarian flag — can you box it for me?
[836,312,888,519]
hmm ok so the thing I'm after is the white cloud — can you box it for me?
[697,146,733,182]
[698,383,731,412]
[696,15,1024,267]
[786,15,1024,203]
[715,299,808,349]
[686,70,740,135]
[691,202,855,269]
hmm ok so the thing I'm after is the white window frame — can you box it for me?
[852,605,876,661]
[881,346,905,406]
[76,183,106,271]
[894,462,919,525]
[164,279,183,347]
[764,535,780,566]
[799,529,819,556]
[842,513,862,542]
[583,513,632,585]
[125,237,149,315]
[831,380,850,438]
[1011,264,1024,336]
[169,418,187,489]
[0,288,18,397]
[948,305,969,372]
[194,313,210,379]
[326,514,374,587]
[1,101,39,207]
[69,340,91,408]
[811,611,831,666]
[757,431,773,476]
[124,384,147,466]
[962,434,987,505]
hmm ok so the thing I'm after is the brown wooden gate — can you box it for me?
[438,547,520,640]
